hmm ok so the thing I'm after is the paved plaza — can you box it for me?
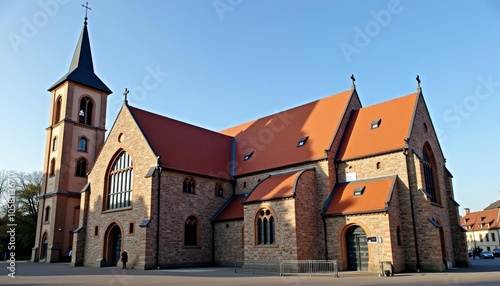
[1,258,499,285]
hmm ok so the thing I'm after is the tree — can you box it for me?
[0,170,42,258]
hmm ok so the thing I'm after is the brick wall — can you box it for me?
[213,220,244,266]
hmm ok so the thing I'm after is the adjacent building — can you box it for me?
[461,197,500,252]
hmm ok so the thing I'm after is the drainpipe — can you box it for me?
[322,216,328,260]
[156,157,161,269]
[403,139,421,272]
[211,220,215,265]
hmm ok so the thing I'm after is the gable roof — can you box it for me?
[128,106,233,179]
[336,93,418,161]
[212,195,246,222]
[460,208,500,231]
[485,199,500,210]
[221,90,355,175]
[323,175,397,216]
[49,23,111,94]
[243,168,313,204]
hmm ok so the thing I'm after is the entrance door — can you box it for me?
[41,233,48,260]
[112,228,122,266]
[105,224,122,266]
[346,226,368,271]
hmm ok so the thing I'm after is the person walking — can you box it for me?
[120,250,128,269]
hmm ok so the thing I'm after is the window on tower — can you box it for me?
[106,151,133,210]
[78,137,88,152]
[52,137,58,152]
[54,96,62,124]
[75,158,88,177]
[49,158,56,177]
[79,96,93,125]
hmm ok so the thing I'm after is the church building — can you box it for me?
[33,17,469,273]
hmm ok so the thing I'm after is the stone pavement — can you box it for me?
[1,258,499,285]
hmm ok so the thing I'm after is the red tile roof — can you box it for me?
[212,195,246,222]
[323,175,396,216]
[244,169,310,203]
[460,209,500,231]
[220,90,355,175]
[337,93,418,161]
[128,106,233,179]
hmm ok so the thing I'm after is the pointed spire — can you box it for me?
[68,23,94,73]
[48,9,111,94]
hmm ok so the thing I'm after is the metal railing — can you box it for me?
[234,259,338,277]
[280,260,338,277]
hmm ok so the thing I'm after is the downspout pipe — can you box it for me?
[156,157,161,269]
[404,138,421,272]
[322,216,328,260]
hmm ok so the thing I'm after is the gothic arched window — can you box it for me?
[106,151,133,210]
[423,144,441,204]
[54,96,62,124]
[44,206,50,222]
[184,216,199,246]
[256,208,276,245]
[49,158,56,177]
[52,137,58,152]
[79,96,93,125]
[75,158,87,177]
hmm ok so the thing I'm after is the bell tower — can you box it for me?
[32,11,112,262]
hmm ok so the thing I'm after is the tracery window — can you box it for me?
[423,144,441,204]
[256,208,275,245]
[183,177,195,194]
[79,96,93,125]
[75,158,87,177]
[107,151,133,210]
[184,216,198,246]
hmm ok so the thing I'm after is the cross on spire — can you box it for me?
[82,2,92,25]
[123,88,129,104]
[350,74,356,89]
[416,75,421,92]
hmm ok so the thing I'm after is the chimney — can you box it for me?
[464,208,470,215]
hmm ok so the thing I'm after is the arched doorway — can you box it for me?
[104,224,122,266]
[346,225,369,271]
[41,233,48,261]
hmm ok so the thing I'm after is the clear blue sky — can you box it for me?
[0,1,499,213]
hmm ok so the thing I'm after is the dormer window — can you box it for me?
[371,119,381,129]
[353,186,365,196]
[243,151,254,161]
[297,136,309,147]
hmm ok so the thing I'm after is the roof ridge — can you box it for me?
[361,92,417,110]
[220,89,352,132]
[128,105,232,137]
